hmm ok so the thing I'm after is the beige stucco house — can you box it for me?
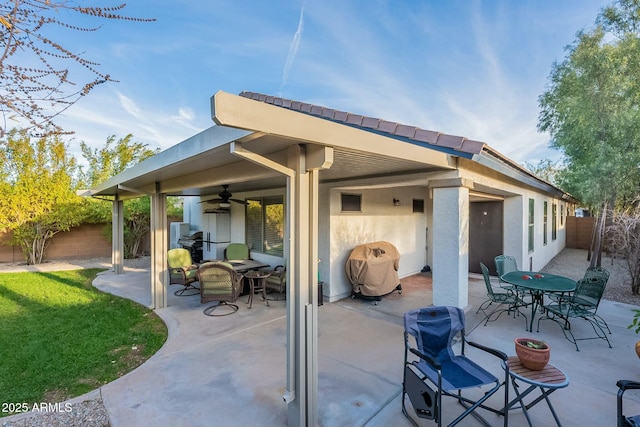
[85,90,577,426]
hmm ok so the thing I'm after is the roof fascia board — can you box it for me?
[211,91,455,170]
[474,150,574,200]
[88,125,253,195]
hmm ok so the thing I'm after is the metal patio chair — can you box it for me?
[494,255,519,292]
[402,306,509,427]
[538,276,612,351]
[477,263,528,327]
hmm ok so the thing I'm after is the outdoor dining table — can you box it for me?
[500,271,576,332]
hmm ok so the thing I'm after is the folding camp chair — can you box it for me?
[402,306,509,427]
[618,380,640,427]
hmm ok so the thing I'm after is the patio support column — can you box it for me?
[230,142,332,427]
[150,183,168,309]
[112,195,124,274]
[430,178,472,308]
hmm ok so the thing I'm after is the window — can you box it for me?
[246,196,284,256]
[552,203,557,241]
[341,193,361,212]
[543,201,548,246]
[528,199,534,253]
[413,199,425,213]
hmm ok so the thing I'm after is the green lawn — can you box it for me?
[0,269,167,416]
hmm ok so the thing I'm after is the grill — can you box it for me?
[178,231,203,263]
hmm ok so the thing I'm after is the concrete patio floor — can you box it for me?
[81,254,640,427]
[0,249,612,427]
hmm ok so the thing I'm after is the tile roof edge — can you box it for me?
[238,91,484,156]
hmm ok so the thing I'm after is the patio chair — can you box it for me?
[262,264,286,300]
[477,263,528,327]
[494,255,520,293]
[198,261,244,316]
[402,306,509,427]
[549,265,610,303]
[537,276,612,351]
[585,266,610,282]
[617,380,640,427]
[224,243,251,261]
[167,248,200,296]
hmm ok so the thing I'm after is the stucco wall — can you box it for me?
[325,185,429,301]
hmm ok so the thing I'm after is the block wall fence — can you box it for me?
[0,217,182,263]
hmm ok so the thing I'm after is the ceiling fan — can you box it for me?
[199,185,248,206]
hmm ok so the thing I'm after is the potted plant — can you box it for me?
[515,338,550,370]
[627,309,640,358]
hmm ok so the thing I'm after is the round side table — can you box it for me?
[244,270,271,309]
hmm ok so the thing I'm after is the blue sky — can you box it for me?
[54,0,611,165]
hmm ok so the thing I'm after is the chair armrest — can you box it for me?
[467,341,508,361]
[409,348,441,370]
[618,380,640,391]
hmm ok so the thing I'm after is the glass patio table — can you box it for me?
[500,271,576,332]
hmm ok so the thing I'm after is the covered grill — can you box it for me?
[178,231,203,263]
[346,241,402,303]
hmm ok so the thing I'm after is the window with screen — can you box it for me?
[413,199,425,213]
[543,201,548,246]
[528,199,535,253]
[552,203,557,241]
[245,196,284,256]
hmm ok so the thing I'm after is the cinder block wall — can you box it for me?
[45,223,112,259]
[0,216,183,263]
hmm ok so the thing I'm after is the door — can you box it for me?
[469,201,503,275]
[202,213,231,260]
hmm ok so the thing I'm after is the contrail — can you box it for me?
[281,0,306,89]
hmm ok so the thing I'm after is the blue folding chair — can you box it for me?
[402,306,509,427]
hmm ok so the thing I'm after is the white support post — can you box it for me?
[231,142,331,427]
[112,196,124,274]
[150,184,168,309]
[431,179,470,308]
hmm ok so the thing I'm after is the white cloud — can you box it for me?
[281,0,307,90]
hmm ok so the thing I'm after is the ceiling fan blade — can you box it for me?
[198,198,223,204]
[230,198,248,205]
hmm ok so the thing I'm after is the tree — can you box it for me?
[0,130,84,264]
[538,0,640,269]
[606,203,640,294]
[538,0,640,211]
[0,1,154,138]
[81,134,158,258]
[523,158,564,186]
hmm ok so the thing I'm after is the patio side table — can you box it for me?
[244,270,270,309]
[503,356,569,427]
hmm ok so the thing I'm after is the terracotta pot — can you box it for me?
[515,338,550,371]
[635,340,640,358]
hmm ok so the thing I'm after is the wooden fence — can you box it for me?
[566,216,595,250]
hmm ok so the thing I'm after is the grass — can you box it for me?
[0,269,167,416]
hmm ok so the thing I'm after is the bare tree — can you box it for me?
[606,203,640,295]
[0,1,154,138]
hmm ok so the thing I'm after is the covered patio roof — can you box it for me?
[83,90,574,203]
